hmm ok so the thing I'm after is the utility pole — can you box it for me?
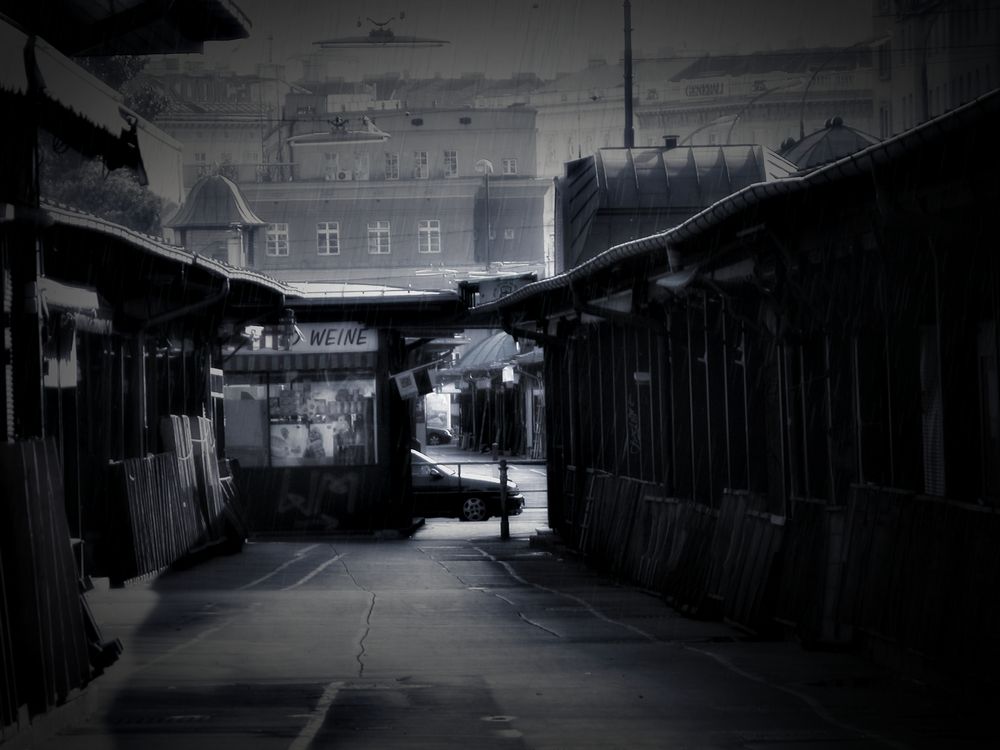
[623,0,635,148]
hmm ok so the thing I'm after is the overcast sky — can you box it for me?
[202,0,875,80]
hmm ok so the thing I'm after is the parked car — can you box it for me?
[410,449,524,521]
[426,426,453,445]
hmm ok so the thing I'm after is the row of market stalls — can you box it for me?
[470,90,1000,683]
[0,24,470,726]
[2,195,469,737]
[0,2,258,739]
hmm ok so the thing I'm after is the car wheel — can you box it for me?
[427,433,441,445]
[460,497,489,522]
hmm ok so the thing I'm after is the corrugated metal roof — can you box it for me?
[476,88,1000,315]
[42,201,291,294]
[595,145,795,210]
[561,145,796,270]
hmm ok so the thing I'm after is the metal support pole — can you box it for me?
[485,169,491,270]
[499,458,510,540]
[623,0,634,148]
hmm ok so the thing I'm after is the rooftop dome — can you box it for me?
[165,174,266,229]
[780,117,881,169]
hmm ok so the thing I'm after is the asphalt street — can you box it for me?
[26,450,996,749]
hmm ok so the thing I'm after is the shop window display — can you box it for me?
[224,371,376,467]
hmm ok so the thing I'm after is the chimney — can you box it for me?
[663,135,679,149]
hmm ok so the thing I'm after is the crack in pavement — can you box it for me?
[473,546,657,642]
[420,546,562,639]
[334,546,375,678]
[475,544,902,749]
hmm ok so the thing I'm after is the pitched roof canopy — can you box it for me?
[3,0,251,56]
[780,117,881,169]
[454,332,521,373]
[166,175,266,229]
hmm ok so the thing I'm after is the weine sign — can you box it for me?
[258,322,378,354]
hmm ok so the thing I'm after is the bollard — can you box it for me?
[491,441,499,461]
[499,458,510,540]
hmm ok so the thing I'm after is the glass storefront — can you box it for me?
[224,370,377,468]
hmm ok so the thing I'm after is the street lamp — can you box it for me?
[797,39,872,139]
[475,158,494,271]
[725,77,805,144]
[678,114,738,146]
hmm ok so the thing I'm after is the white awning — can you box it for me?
[38,277,112,334]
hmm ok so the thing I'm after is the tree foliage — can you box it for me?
[40,145,162,235]
[39,55,168,234]
[77,56,170,120]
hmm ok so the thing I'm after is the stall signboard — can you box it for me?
[258,322,378,354]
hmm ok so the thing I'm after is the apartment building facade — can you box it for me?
[871,0,999,137]
[238,106,549,288]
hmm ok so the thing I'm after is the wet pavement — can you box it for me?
[27,458,997,749]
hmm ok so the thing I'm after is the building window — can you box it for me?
[418,219,441,253]
[353,152,370,180]
[385,152,399,180]
[266,223,289,257]
[367,221,391,254]
[504,228,515,240]
[324,152,339,181]
[317,222,340,255]
[413,151,428,179]
[501,158,518,175]
[646,88,659,101]
[443,150,458,177]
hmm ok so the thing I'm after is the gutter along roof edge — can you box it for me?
[472,88,1000,315]
[42,202,294,295]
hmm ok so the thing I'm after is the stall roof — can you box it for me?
[451,331,521,373]
[41,203,472,328]
[473,88,1000,317]
[1,20,145,174]
[2,1,251,56]
[42,201,291,295]
[288,281,463,305]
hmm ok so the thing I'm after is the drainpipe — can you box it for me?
[623,0,635,148]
